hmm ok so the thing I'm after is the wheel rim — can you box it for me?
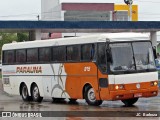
[22,86,28,99]
[87,88,96,102]
[33,86,39,99]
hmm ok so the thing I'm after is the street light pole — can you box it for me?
[129,3,132,21]
[124,0,133,21]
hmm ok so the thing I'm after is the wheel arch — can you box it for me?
[82,83,92,99]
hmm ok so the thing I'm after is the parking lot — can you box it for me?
[0,79,160,120]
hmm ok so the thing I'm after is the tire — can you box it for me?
[84,86,102,106]
[69,99,77,103]
[21,84,30,101]
[52,98,65,103]
[68,99,77,104]
[31,84,43,102]
[121,98,139,106]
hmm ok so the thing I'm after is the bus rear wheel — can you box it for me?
[31,84,43,102]
[21,84,31,101]
[84,86,102,106]
[52,98,65,103]
[121,98,139,106]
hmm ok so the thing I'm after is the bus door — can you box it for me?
[97,43,110,100]
[98,70,110,100]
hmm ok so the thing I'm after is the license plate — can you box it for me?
[134,93,142,97]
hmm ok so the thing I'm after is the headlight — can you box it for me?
[154,81,158,86]
[151,81,158,86]
[115,84,124,90]
[115,85,119,90]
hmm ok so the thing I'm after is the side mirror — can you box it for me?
[153,47,157,59]
[106,48,113,63]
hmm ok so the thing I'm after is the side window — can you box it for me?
[52,46,66,62]
[3,51,7,64]
[67,45,80,61]
[39,47,51,62]
[16,49,26,63]
[27,48,38,62]
[98,43,107,72]
[81,44,95,61]
[3,50,15,64]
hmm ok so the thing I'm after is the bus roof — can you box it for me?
[2,33,150,50]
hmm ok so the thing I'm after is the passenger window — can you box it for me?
[3,50,15,64]
[52,46,66,62]
[67,45,80,61]
[27,48,38,62]
[16,49,26,63]
[81,44,95,61]
[39,47,51,62]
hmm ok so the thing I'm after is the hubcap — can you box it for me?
[33,86,39,99]
[88,88,96,102]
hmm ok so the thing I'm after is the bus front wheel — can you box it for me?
[84,86,102,106]
[21,84,31,101]
[31,84,43,102]
[121,98,139,106]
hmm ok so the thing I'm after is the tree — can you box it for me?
[0,32,29,58]
[0,33,18,58]
[0,33,18,47]
[17,33,29,42]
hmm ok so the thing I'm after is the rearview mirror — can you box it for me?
[106,48,113,63]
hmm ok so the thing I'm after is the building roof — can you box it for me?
[0,21,160,33]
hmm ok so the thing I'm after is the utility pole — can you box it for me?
[37,15,40,21]
[129,2,132,21]
[124,0,133,21]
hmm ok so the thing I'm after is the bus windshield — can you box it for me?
[110,42,156,73]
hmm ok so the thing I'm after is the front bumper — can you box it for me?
[109,87,158,101]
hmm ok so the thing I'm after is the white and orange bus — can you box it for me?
[2,33,159,106]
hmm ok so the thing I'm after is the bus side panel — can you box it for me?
[3,76,19,95]
[64,62,100,100]
[42,76,52,97]
[49,64,70,98]
[3,75,44,97]
[3,78,18,95]
[64,76,81,98]
[51,75,70,98]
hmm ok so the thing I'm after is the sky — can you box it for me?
[0,0,159,21]
[0,0,40,20]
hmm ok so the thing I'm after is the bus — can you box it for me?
[2,33,159,106]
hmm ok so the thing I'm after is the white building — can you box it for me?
[41,0,132,39]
